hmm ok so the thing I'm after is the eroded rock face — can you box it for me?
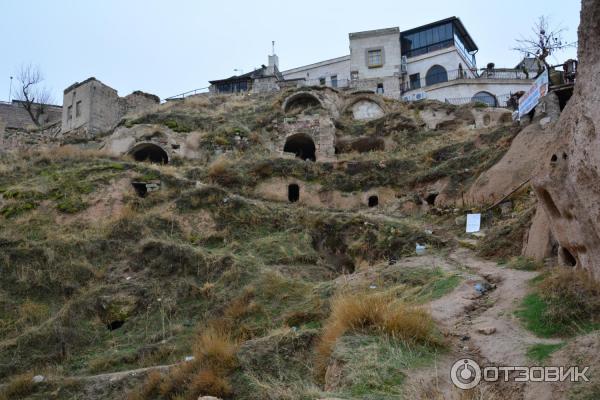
[533,0,600,275]
[468,93,561,205]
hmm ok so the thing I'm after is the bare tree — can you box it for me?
[13,64,54,127]
[513,16,577,75]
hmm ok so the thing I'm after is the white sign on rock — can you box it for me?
[466,213,481,233]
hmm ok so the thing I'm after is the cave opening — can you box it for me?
[425,193,438,206]
[129,143,169,164]
[283,134,316,161]
[288,184,300,203]
[561,247,577,267]
[107,320,125,331]
[368,195,379,207]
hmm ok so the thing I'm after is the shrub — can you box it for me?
[0,372,35,400]
[207,157,241,185]
[538,268,600,326]
[127,370,163,400]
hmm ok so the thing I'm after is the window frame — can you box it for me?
[366,47,384,68]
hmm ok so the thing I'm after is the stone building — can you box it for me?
[61,77,159,138]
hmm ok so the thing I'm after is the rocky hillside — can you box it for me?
[2,10,600,395]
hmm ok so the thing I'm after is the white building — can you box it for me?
[280,17,533,106]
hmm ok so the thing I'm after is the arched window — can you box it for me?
[425,65,448,86]
[471,91,497,107]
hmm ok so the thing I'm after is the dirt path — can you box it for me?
[405,246,561,399]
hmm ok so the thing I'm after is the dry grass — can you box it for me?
[132,327,239,399]
[0,372,35,400]
[207,156,236,183]
[315,292,441,376]
[126,370,163,400]
[18,299,49,326]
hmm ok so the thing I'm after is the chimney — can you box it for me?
[267,54,279,75]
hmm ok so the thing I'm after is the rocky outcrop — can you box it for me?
[467,93,561,205]
[532,0,600,275]
[522,204,555,261]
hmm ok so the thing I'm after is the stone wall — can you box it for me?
[0,100,62,131]
[532,0,600,275]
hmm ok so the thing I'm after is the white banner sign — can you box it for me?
[518,70,549,118]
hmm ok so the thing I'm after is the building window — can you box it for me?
[75,101,82,118]
[319,77,326,86]
[367,49,383,68]
[409,73,421,89]
[351,71,359,81]
[67,105,72,121]
[331,75,338,87]
[425,65,448,86]
[376,83,384,94]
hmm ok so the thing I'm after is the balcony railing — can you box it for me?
[298,78,351,89]
[401,68,531,93]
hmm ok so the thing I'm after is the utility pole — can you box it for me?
[8,76,13,102]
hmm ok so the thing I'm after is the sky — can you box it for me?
[0,0,580,103]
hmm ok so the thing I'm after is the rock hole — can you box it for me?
[288,184,300,203]
[483,114,491,126]
[107,320,125,331]
[425,193,438,206]
[368,195,379,207]
[560,247,577,267]
[283,133,316,161]
[551,154,558,163]
[131,182,148,197]
[129,143,168,164]
[562,152,568,160]
[536,188,561,218]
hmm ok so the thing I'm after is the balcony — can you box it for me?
[401,68,532,93]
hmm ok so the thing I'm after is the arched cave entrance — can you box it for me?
[283,134,316,161]
[129,143,169,164]
[368,195,379,207]
[288,184,300,203]
[283,92,323,114]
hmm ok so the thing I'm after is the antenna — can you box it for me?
[8,76,13,102]
[272,41,275,56]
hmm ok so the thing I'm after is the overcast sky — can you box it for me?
[0,0,580,103]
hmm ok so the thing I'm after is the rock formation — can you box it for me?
[533,0,600,275]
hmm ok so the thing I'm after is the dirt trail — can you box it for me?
[406,246,560,399]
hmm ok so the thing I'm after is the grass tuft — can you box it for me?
[315,292,442,377]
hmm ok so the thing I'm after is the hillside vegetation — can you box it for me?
[0,91,568,400]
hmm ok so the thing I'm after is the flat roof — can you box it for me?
[349,27,400,40]
[401,16,478,52]
[281,55,350,75]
